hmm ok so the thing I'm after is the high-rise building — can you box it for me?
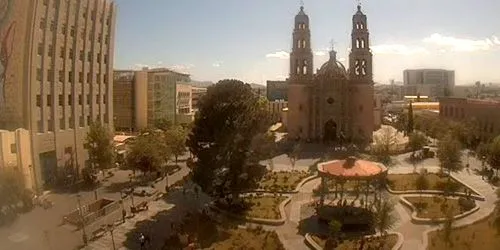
[0,0,116,190]
[286,5,374,144]
[403,69,455,99]
[191,86,207,112]
[266,80,288,101]
[113,68,192,132]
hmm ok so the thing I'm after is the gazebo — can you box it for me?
[316,156,388,209]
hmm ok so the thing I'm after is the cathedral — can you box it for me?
[287,4,375,145]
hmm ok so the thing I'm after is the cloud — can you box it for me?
[212,61,223,67]
[170,64,195,73]
[423,33,500,52]
[371,44,428,55]
[314,50,327,56]
[266,51,289,59]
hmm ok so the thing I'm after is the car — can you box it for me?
[133,186,158,197]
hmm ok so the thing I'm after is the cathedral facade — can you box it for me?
[287,5,375,145]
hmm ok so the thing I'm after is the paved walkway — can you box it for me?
[389,153,498,250]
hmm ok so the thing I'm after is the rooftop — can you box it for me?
[317,156,387,179]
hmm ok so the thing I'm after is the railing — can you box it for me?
[63,198,120,228]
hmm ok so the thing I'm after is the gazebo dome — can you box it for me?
[317,156,387,179]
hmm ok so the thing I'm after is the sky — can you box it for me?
[113,0,500,85]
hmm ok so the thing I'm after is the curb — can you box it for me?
[398,195,480,224]
[304,232,404,250]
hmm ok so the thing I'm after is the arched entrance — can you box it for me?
[323,119,337,143]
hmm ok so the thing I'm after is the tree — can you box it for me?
[493,189,500,234]
[372,126,397,164]
[394,112,408,135]
[85,121,115,173]
[287,143,301,168]
[0,168,33,223]
[487,135,500,177]
[373,199,398,236]
[415,169,429,199]
[325,219,343,248]
[187,79,271,203]
[407,101,414,135]
[126,129,166,174]
[442,207,455,248]
[165,125,188,165]
[154,118,172,131]
[437,133,463,179]
[408,132,427,157]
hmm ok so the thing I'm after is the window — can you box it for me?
[62,24,67,35]
[47,70,54,82]
[69,48,73,60]
[50,20,55,31]
[79,72,83,82]
[70,25,75,37]
[36,68,42,81]
[86,94,90,104]
[59,118,65,130]
[104,54,108,64]
[97,53,101,63]
[36,95,41,107]
[37,43,43,55]
[10,143,16,153]
[68,94,73,105]
[79,116,84,127]
[43,0,48,6]
[47,95,52,106]
[87,72,91,83]
[58,94,63,105]
[48,44,53,56]
[327,97,334,104]
[87,115,91,126]
[37,120,43,133]
[59,46,65,58]
[69,116,74,129]
[96,94,100,104]
[103,94,106,104]
[48,119,54,132]
[87,51,92,62]
[40,18,46,29]
[79,50,84,61]
[78,94,82,105]
[58,70,64,82]
[68,71,73,82]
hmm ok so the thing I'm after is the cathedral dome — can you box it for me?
[317,50,348,79]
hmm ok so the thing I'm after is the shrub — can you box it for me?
[458,197,475,211]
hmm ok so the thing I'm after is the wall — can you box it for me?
[0,129,35,190]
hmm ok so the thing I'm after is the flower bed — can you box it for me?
[387,173,478,195]
[404,196,476,220]
[258,170,311,192]
[310,234,399,250]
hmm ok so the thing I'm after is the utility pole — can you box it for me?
[107,224,116,250]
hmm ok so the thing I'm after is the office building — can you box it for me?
[0,0,116,190]
[440,97,500,141]
[191,86,207,112]
[266,80,288,101]
[403,69,455,99]
[113,68,192,132]
[0,129,35,191]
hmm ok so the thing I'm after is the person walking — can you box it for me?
[122,209,126,223]
[139,233,146,250]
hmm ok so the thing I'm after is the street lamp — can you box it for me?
[106,224,116,250]
[76,194,88,245]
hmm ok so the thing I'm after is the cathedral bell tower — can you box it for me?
[348,4,374,145]
[287,5,314,140]
[349,5,372,82]
[290,6,313,81]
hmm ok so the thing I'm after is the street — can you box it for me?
[0,156,191,250]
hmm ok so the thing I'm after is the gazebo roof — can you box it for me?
[317,156,387,179]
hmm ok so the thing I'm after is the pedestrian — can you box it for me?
[122,209,126,223]
[139,233,146,250]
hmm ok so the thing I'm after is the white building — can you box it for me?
[403,69,455,100]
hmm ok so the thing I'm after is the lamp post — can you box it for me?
[107,224,116,250]
[76,194,88,245]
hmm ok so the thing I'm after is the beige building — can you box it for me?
[191,86,207,112]
[0,0,116,190]
[0,129,35,191]
[286,5,374,144]
[404,69,455,99]
[266,80,288,101]
[440,97,500,141]
[268,100,288,123]
[113,68,192,132]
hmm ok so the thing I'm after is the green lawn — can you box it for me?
[387,173,477,194]
[243,195,287,220]
[427,211,500,250]
[405,196,475,219]
[258,171,310,192]
[211,227,284,250]
[311,234,398,250]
